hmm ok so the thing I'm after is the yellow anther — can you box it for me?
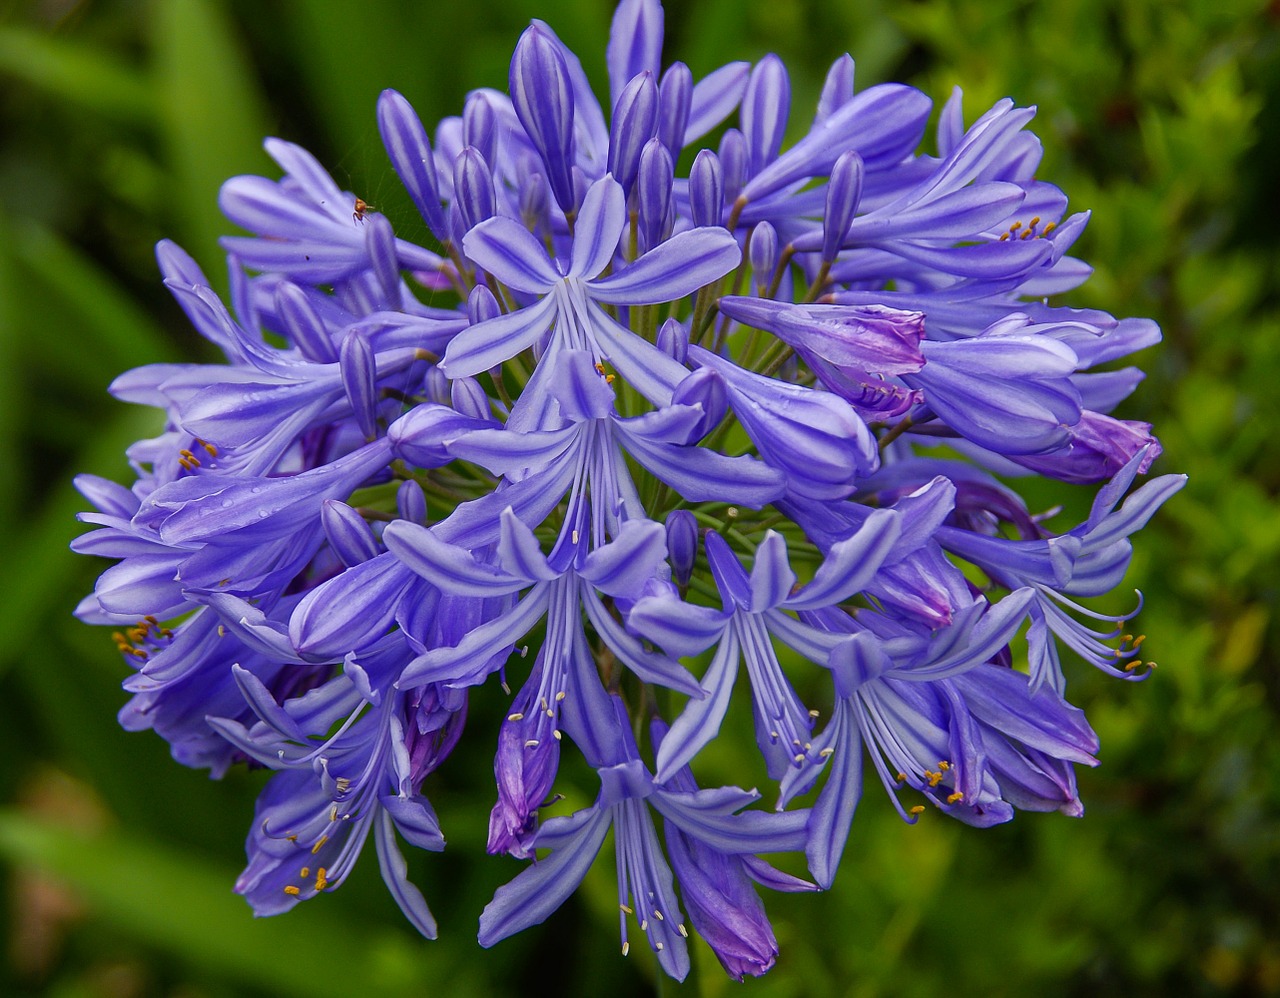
[546,708,555,718]
[1132,634,1147,648]
[1020,228,1035,239]
[507,712,524,721]
[595,362,606,375]
[1123,659,1142,672]
[794,753,806,764]
[998,232,1010,241]
[315,867,329,890]
[1042,221,1057,235]
[286,834,298,843]
[622,942,630,957]
[909,805,926,815]
[895,772,907,783]
[809,709,820,718]
[620,903,633,915]
[145,615,159,625]
[556,691,566,701]
[312,835,328,854]
[299,867,310,878]
[335,778,351,793]
[283,885,301,895]
[947,791,965,804]
[1029,216,1041,227]
[925,770,944,787]
[201,440,219,457]
[938,760,950,771]
[819,747,835,758]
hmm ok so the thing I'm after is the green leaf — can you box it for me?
[151,0,273,279]
[0,26,154,122]
[0,809,469,997]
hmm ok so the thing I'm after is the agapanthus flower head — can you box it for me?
[74,0,1183,982]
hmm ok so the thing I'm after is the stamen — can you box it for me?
[312,835,329,854]
[909,805,925,815]
[947,791,965,804]
[283,885,300,895]
[507,712,525,721]
[620,904,633,915]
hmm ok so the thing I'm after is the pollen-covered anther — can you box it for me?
[312,834,329,854]
[1123,659,1144,672]
[299,867,310,878]
[819,747,835,758]
[335,777,352,793]
[909,805,926,815]
[283,885,301,896]
[937,760,951,772]
[620,903,633,914]
[946,791,965,804]
[895,772,907,783]
[925,769,944,787]
[315,867,329,890]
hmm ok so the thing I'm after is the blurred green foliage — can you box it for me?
[1,0,1278,995]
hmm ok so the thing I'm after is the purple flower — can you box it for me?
[72,0,1179,980]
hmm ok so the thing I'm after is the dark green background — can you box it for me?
[1,0,1277,994]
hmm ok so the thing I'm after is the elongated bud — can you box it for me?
[607,0,664,105]
[453,147,496,234]
[340,329,378,440]
[657,317,688,363]
[468,285,501,325]
[397,479,427,524]
[657,62,692,157]
[323,499,380,567]
[425,365,451,405]
[637,138,673,253]
[609,71,658,197]
[275,282,336,362]
[749,222,778,294]
[718,128,748,203]
[463,91,498,168]
[520,172,550,234]
[665,509,698,587]
[671,366,727,440]
[822,150,863,263]
[510,23,577,215]
[377,89,448,242]
[689,149,724,228]
[364,213,402,308]
[741,54,790,176]
[816,54,855,123]
[451,376,491,420]
[389,402,491,467]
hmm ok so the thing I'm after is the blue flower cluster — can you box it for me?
[74,0,1185,981]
